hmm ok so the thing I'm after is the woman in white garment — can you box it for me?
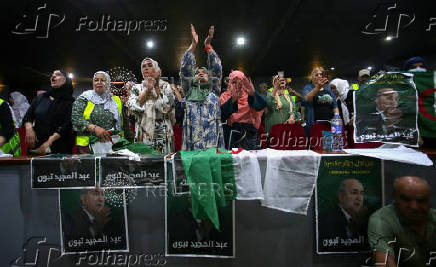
[127,58,175,153]
[329,78,351,125]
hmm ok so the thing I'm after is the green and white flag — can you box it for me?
[168,148,264,230]
[412,71,436,138]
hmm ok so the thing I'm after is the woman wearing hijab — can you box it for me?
[179,24,224,150]
[9,91,30,128]
[220,70,267,150]
[329,78,351,125]
[265,75,297,135]
[127,58,175,154]
[22,70,74,155]
[72,71,133,154]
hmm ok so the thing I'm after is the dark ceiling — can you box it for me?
[1,0,435,91]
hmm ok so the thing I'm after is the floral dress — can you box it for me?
[179,49,224,151]
[127,79,175,153]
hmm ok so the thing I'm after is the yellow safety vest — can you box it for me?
[351,83,359,90]
[0,98,21,156]
[268,88,296,103]
[76,96,124,146]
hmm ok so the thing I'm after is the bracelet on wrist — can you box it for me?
[204,45,213,52]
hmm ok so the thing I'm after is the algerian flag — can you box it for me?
[412,71,436,138]
[169,148,264,230]
[170,148,321,228]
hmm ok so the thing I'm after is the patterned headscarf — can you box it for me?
[194,67,208,75]
[80,71,122,130]
[228,70,245,84]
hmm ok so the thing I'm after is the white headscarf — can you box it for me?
[80,71,122,130]
[141,57,161,79]
[330,78,349,102]
[10,91,30,127]
[330,78,350,124]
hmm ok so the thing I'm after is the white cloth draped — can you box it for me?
[261,149,322,215]
[233,150,264,200]
[343,144,433,166]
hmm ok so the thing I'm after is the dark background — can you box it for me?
[1,0,435,98]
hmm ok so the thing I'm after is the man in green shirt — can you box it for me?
[367,176,436,267]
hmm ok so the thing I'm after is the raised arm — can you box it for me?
[205,26,222,93]
[179,24,198,95]
[304,75,328,102]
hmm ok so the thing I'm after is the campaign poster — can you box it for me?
[354,72,419,146]
[315,155,382,254]
[31,154,96,189]
[167,153,190,195]
[165,159,235,258]
[59,188,129,254]
[100,155,165,188]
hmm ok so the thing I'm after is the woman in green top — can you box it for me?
[265,75,296,135]
[72,71,133,154]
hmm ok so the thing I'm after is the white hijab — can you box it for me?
[141,57,161,79]
[330,78,350,124]
[80,71,122,130]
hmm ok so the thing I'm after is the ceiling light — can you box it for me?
[146,40,154,48]
[236,37,245,46]
[68,73,73,79]
[385,36,392,41]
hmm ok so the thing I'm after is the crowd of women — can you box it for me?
[0,25,348,156]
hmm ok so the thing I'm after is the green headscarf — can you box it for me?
[186,67,210,101]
